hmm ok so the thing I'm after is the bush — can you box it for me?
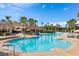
[68,36,75,38]
[5,32,10,36]
[77,35,79,39]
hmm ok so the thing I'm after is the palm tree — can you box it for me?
[28,18,38,33]
[20,16,27,25]
[20,16,27,33]
[50,24,53,31]
[47,22,50,30]
[77,13,79,20]
[2,16,11,24]
[77,13,79,28]
[5,16,11,20]
[7,16,13,31]
[44,24,48,31]
[1,19,6,23]
[5,16,13,25]
[56,24,61,31]
[41,22,43,27]
[2,16,13,34]
[67,19,77,32]
[28,18,37,25]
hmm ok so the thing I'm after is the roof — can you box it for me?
[0,23,10,30]
[0,23,5,29]
[27,24,39,30]
[0,22,39,30]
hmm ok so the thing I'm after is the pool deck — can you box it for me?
[0,36,22,56]
[53,35,79,56]
[0,34,79,56]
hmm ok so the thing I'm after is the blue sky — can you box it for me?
[0,3,79,26]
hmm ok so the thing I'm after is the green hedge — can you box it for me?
[77,35,79,39]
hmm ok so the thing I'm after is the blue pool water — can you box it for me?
[7,32,71,53]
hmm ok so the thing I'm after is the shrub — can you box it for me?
[5,32,10,36]
[77,35,79,39]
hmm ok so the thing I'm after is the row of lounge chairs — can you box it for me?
[67,33,79,39]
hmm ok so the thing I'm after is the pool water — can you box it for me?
[7,32,71,53]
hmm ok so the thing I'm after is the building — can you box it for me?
[0,22,10,31]
[27,24,39,32]
[0,22,40,35]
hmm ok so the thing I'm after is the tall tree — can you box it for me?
[56,24,61,31]
[1,19,6,23]
[20,16,27,33]
[20,16,27,27]
[41,22,44,27]
[28,18,37,25]
[77,13,79,20]
[47,22,50,30]
[44,24,48,31]
[77,13,79,28]
[5,16,13,26]
[67,19,77,31]
[50,24,53,31]
[4,16,13,34]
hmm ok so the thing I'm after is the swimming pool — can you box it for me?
[6,32,71,53]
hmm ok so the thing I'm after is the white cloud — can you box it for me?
[0,4,11,8]
[0,4,6,8]
[6,3,33,11]
[52,22,66,27]
[9,6,22,10]
[42,5,46,8]
[0,3,33,9]
[7,4,11,7]
[11,3,33,8]
[64,8,69,11]
[57,22,66,25]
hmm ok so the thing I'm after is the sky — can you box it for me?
[0,3,79,27]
